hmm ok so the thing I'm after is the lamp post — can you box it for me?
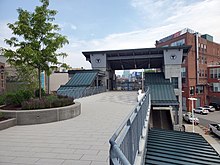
[188,97,197,133]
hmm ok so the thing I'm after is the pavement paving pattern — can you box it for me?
[0,91,137,165]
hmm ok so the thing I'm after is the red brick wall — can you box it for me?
[207,66,220,103]
[156,32,220,111]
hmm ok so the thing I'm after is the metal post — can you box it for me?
[188,97,197,133]
[192,99,194,133]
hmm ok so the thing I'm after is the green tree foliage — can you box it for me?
[16,65,38,92]
[61,63,72,70]
[1,0,69,98]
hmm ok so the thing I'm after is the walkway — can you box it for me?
[0,91,137,165]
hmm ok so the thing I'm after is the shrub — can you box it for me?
[0,95,5,105]
[5,93,18,106]
[0,112,3,118]
[35,88,46,97]
[5,90,33,106]
[21,95,74,110]
[21,90,33,100]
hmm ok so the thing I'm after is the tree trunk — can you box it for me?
[38,67,42,99]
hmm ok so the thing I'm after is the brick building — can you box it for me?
[156,28,220,111]
[207,65,220,104]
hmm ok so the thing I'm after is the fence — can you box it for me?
[57,86,106,99]
[109,88,151,165]
[73,86,106,99]
[82,86,106,98]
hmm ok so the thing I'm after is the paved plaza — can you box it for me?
[0,91,137,165]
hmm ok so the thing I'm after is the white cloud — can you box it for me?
[0,21,13,49]
[130,0,187,25]
[58,22,77,31]
[60,0,220,69]
[1,0,220,70]
[70,24,77,30]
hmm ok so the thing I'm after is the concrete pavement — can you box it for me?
[0,91,137,165]
[195,111,220,127]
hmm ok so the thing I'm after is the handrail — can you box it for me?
[109,87,151,165]
[57,86,107,99]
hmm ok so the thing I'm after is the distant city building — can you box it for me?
[122,70,130,79]
[156,28,220,110]
[131,71,141,78]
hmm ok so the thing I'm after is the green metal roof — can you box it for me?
[57,70,98,98]
[149,84,178,105]
[145,73,178,106]
[145,72,170,84]
[145,128,220,165]
[66,72,97,87]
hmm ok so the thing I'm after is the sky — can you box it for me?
[0,0,220,73]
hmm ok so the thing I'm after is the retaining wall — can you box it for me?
[0,102,81,125]
[0,118,16,130]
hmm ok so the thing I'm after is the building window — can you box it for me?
[213,83,220,92]
[210,68,214,78]
[201,56,204,64]
[181,67,186,84]
[202,69,204,77]
[170,39,185,46]
[218,68,220,78]
[214,68,218,78]
[171,77,178,89]
[196,85,204,94]
[190,86,195,95]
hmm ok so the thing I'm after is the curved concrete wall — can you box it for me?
[0,102,81,125]
[0,118,16,130]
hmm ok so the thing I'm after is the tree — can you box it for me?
[1,0,69,99]
[15,65,38,92]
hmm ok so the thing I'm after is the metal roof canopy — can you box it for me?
[145,128,220,165]
[82,45,191,70]
[145,73,179,106]
[57,70,99,98]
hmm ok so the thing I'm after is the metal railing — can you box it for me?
[109,88,151,165]
[81,86,106,98]
[58,86,106,99]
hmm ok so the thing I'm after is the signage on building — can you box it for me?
[158,28,195,44]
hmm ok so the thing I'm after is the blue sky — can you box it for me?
[0,0,220,70]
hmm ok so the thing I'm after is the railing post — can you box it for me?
[127,119,133,163]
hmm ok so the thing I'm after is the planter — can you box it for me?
[0,118,16,130]
[0,102,81,125]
